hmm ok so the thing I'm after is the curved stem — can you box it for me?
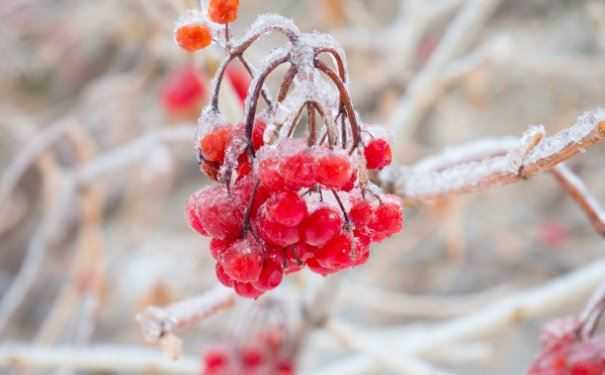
[315,48,347,83]
[314,59,362,152]
[277,65,298,103]
[237,55,273,109]
[245,55,291,155]
[210,55,237,111]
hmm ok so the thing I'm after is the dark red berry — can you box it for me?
[210,238,232,260]
[306,258,334,276]
[253,258,284,291]
[300,207,342,247]
[215,263,234,287]
[364,138,392,170]
[234,282,264,299]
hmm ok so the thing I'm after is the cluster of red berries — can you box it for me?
[202,327,294,375]
[529,318,605,374]
[187,119,401,298]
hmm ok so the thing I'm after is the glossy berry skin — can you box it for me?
[226,63,250,103]
[234,282,264,299]
[196,185,244,240]
[258,156,286,191]
[175,23,212,52]
[315,234,353,270]
[253,258,284,291]
[220,236,264,282]
[300,207,343,247]
[252,120,266,151]
[160,65,205,114]
[368,196,403,242]
[349,198,373,227]
[215,263,234,287]
[281,151,317,190]
[255,213,300,248]
[210,238,232,260]
[364,138,392,170]
[200,127,232,163]
[208,0,240,24]
[306,258,335,276]
[315,153,353,189]
[263,192,308,227]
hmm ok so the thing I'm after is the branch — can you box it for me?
[386,109,605,202]
[136,287,235,345]
[551,164,605,237]
[0,344,198,374]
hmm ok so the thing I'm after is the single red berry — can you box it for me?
[234,281,264,299]
[210,238,232,260]
[262,191,308,227]
[275,360,295,375]
[257,155,286,191]
[160,65,206,114]
[220,236,264,282]
[208,0,240,24]
[352,236,370,266]
[364,138,392,170]
[197,185,244,240]
[342,171,357,192]
[185,190,208,236]
[281,151,317,190]
[200,126,232,163]
[203,349,230,374]
[315,152,353,189]
[300,207,342,247]
[252,120,266,151]
[226,63,250,103]
[253,258,283,291]
[255,213,300,248]
[175,22,212,52]
[315,233,353,270]
[368,195,403,242]
[200,160,221,180]
[349,198,373,228]
[215,263,234,287]
[240,346,264,369]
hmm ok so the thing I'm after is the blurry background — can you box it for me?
[1,0,604,373]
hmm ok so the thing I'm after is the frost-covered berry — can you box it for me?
[196,185,244,240]
[306,258,335,276]
[257,154,286,191]
[349,198,373,227]
[368,195,403,242]
[210,238,232,260]
[315,152,353,189]
[315,233,353,270]
[263,191,308,227]
[300,207,342,247]
[252,120,267,151]
[364,138,392,170]
[215,263,234,287]
[255,212,300,247]
[281,151,317,190]
[220,235,264,282]
[200,126,232,163]
[160,65,206,114]
[185,190,208,236]
[208,0,240,24]
[175,21,212,52]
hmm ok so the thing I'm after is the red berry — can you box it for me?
[368,195,403,242]
[226,63,250,103]
[175,23,212,52]
[255,213,300,248]
[197,185,244,240]
[208,0,239,24]
[215,263,234,287]
[203,349,229,374]
[315,152,353,189]
[253,258,283,291]
[281,151,317,190]
[200,126,232,163]
[315,233,353,270]
[160,65,206,114]
[200,160,221,180]
[349,198,373,228]
[276,360,295,375]
[263,192,308,227]
[300,207,342,247]
[185,190,208,235]
[234,282,264,299]
[342,171,357,192]
[352,236,370,266]
[220,236,264,282]
[364,138,392,170]
[236,153,252,178]
[257,155,286,191]
[240,346,264,369]
[306,258,335,276]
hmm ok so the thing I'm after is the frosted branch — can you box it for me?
[136,287,236,345]
[388,109,605,203]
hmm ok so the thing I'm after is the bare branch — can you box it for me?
[386,109,605,203]
[136,287,236,345]
[0,344,198,374]
[551,164,605,237]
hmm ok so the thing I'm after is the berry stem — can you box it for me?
[330,189,350,224]
[237,55,273,109]
[315,48,347,84]
[277,65,298,103]
[313,59,361,153]
[307,103,316,146]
